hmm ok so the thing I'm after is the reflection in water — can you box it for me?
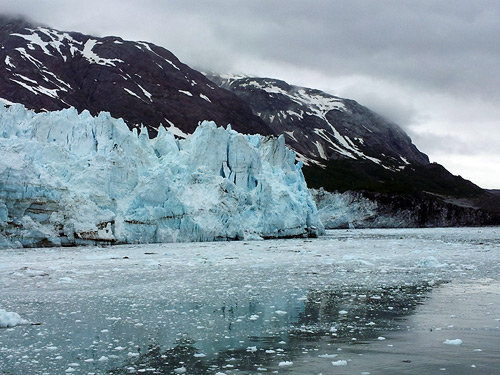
[109,339,210,375]
[109,282,438,374]
[294,283,439,340]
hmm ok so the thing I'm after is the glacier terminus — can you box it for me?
[0,104,323,248]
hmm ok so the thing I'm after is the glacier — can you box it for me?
[0,104,323,247]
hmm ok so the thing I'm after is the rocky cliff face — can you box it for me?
[0,16,272,137]
[312,188,495,229]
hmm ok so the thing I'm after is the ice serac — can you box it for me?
[0,104,323,247]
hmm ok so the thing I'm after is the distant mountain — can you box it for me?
[207,75,488,195]
[0,16,272,137]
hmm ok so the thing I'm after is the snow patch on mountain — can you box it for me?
[81,39,123,67]
[0,104,322,247]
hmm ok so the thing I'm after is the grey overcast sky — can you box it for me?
[3,0,500,188]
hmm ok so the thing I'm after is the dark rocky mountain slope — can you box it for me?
[0,16,271,137]
[208,75,429,169]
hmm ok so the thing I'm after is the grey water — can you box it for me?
[1,227,499,374]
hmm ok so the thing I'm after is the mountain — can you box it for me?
[1,16,498,228]
[206,75,500,226]
[208,75,429,169]
[0,104,322,248]
[0,16,272,137]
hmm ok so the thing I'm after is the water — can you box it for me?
[1,227,499,374]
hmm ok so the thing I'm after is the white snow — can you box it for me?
[313,140,327,159]
[9,79,60,99]
[123,88,142,100]
[137,84,153,101]
[12,28,82,63]
[4,55,16,68]
[15,47,44,68]
[136,42,180,70]
[164,119,189,139]
[81,39,123,66]
[0,104,322,247]
[199,93,211,102]
[238,79,394,167]
[178,90,193,97]
[283,130,297,142]
[11,31,54,56]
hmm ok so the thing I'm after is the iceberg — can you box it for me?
[0,104,323,247]
[0,308,29,328]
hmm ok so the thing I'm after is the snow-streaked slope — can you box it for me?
[209,75,429,170]
[0,104,322,247]
[0,18,271,138]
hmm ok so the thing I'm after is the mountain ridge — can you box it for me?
[0,16,272,137]
[207,74,429,170]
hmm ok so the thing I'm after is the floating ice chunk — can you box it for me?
[443,339,463,345]
[0,308,29,328]
[417,256,447,268]
[331,360,348,366]
[318,354,338,358]
[58,277,75,283]
[174,367,186,374]
[278,361,293,366]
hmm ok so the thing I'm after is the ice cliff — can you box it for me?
[0,104,323,247]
